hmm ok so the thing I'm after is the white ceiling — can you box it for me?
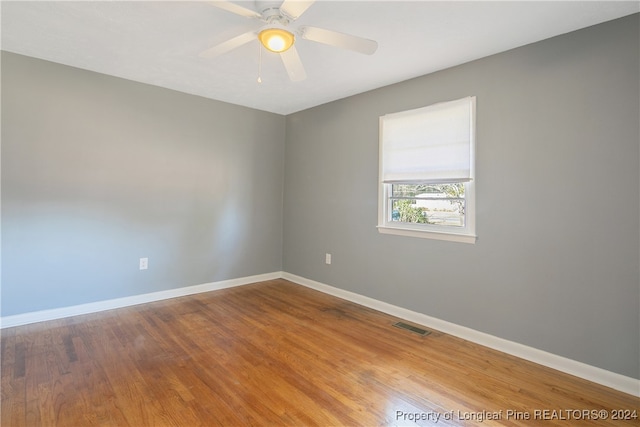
[2,1,638,115]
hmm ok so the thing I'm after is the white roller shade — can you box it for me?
[380,96,475,183]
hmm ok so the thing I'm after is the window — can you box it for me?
[378,97,476,243]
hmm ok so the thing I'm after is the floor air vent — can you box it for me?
[393,322,431,336]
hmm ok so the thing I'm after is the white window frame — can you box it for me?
[377,97,477,244]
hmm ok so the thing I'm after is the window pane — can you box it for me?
[390,183,465,227]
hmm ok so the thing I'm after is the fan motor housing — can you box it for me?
[257,1,290,23]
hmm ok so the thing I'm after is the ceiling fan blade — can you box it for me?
[299,26,378,55]
[280,0,315,20]
[280,46,307,82]
[199,31,257,58]
[208,1,262,19]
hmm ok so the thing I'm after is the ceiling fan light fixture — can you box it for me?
[259,28,295,53]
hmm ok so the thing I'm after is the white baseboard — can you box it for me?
[2,270,638,397]
[0,271,283,329]
[282,272,640,397]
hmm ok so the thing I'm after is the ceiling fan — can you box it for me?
[200,0,378,82]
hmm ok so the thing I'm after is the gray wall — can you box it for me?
[283,14,639,379]
[2,52,285,316]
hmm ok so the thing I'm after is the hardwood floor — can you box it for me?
[2,279,638,426]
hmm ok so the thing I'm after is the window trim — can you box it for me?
[377,97,476,244]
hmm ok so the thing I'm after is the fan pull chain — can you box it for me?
[257,43,263,84]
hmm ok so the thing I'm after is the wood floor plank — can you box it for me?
[1,279,638,426]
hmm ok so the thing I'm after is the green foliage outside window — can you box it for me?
[394,199,430,223]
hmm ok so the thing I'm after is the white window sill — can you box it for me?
[377,225,477,244]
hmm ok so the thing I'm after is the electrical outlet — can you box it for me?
[139,257,148,270]
[325,253,332,265]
